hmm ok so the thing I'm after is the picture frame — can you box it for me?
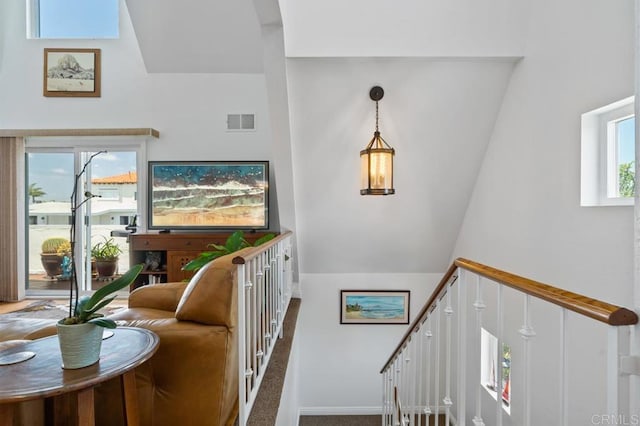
[340,290,410,324]
[147,161,269,230]
[43,48,101,97]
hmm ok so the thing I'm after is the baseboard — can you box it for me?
[298,406,382,416]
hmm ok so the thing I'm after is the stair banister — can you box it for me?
[232,231,293,426]
[381,257,638,426]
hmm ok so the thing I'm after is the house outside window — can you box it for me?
[581,96,635,206]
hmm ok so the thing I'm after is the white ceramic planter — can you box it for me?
[56,322,103,369]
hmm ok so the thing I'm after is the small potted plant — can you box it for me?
[57,264,143,368]
[91,237,122,278]
[40,237,69,278]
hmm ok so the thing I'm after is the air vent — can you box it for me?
[227,114,255,131]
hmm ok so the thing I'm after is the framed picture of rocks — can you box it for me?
[43,48,101,97]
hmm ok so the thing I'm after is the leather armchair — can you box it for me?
[99,249,243,426]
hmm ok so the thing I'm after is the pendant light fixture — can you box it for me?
[360,86,395,195]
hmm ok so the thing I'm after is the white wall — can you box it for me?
[279,0,528,58]
[0,1,282,231]
[287,58,516,274]
[296,273,440,413]
[452,0,636,422]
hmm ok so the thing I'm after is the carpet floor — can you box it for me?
[299,415,381,426]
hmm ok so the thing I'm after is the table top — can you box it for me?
[0,327,158,404]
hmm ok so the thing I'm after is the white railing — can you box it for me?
[234,231,293,425]
[381,258,638,426]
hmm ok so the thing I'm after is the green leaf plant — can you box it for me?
[60,263,143,328]
[182,231,275,272]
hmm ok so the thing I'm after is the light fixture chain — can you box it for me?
[375,101,379,133]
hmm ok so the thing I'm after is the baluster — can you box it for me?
[607,325,631,417]
[401,345,409,422]
[236,262,247,424]
[250,260,258,379]
[245,263,254,394]
[457,269,467,425]
[473,274,486,426]
[256,259,265,374]
[434,300,441,426]
[395,357,402,426]
[407,337,415,426]
[416,323,424,426]
[495,284,504,426]
[444,284,454,425]
[518,294,536,426]
[560,308,568,426]
[424,317,433,421]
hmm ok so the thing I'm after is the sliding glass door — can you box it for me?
[26,146,139,296]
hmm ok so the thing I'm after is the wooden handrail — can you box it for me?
[232,231,293,264]
[381,257,638,373]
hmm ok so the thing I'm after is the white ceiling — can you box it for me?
[125,0,264,73]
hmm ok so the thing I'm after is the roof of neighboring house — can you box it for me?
[92,171,137,184]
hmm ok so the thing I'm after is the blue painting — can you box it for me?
[341,291,410,324]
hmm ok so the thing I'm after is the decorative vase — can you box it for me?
[56,322,103,369]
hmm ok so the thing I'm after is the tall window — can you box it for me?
[28,0,119,39]
[25,141,142,296]
[581,96,635,206]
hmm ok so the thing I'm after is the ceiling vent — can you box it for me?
[227,114,255,131]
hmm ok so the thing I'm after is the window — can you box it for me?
[581,96,635,206]
[28,0,119,39]
[24,139,144,296]
[480,328,511,414]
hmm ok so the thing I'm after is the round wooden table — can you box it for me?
[0,327,159,426]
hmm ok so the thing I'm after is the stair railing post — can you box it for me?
[237,262,247,426]
[424,317,433,420]
[444,283,454,425]
[518,294,536,426]
[457,269,468,425]
[472,274,486,426]
[434,300,441,426]
[560,308,568,426]
[495,284,504,426]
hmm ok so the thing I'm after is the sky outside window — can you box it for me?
[38,0,119,38]
[617,116,635,164]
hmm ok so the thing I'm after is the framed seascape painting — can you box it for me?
[148,161,269,231]
[340,290,410,324]
[43,48,101,97]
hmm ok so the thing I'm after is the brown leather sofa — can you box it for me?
[0,249,244,426]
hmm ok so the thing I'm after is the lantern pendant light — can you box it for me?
[360,86,395,195]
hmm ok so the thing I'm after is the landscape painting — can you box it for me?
[340,290,410,324]
[148,161,269,230]
[43,48,101,97]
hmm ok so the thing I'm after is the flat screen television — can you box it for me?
[147,161,269,231]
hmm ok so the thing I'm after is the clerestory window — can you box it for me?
[581,96,635,206]
[27,0,119,39]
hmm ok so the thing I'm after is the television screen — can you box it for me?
[148,161,269,230]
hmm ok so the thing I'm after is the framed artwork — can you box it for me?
[43,48,101,97]
[340,290,410,324]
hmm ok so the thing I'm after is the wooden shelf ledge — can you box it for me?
[0,128,159,138]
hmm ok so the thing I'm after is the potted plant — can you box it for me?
[40,237,69,278]
[57,151,143,369]
[182,230,275,272]
[57,264,143,368]
[91,237,122,278]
